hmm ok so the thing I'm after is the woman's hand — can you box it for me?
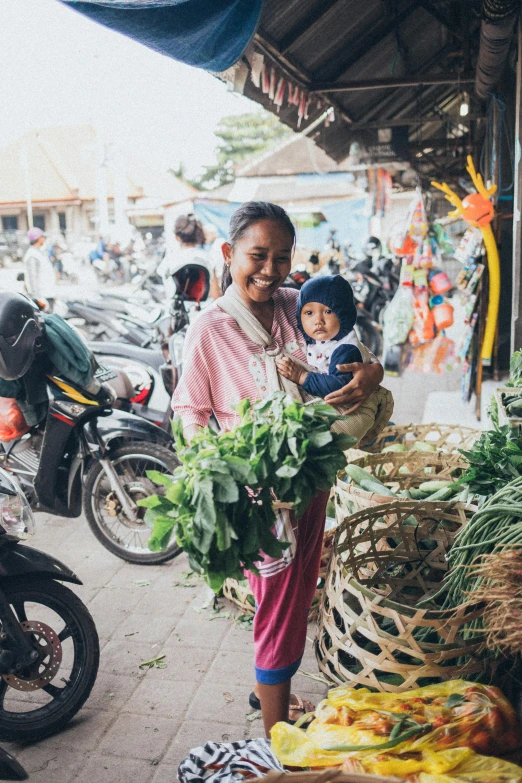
[183,424,202,443]
[276,356,308,386]
[325,362,384,413]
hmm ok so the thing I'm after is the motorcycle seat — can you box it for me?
[89,342,165,373]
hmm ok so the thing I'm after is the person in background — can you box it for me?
[48,237,64,281]
[23,228,57,310]
[203,223,225,300]
[158,214,211,301]
[355,237,392,277]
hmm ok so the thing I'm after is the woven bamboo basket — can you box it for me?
[337,450,467,515]
[364,422,479,454]
[316,501,488,692]
[251,772,401,783]
[223,578,255,615]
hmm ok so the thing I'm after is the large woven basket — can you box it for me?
[365,422,479,454]
[251,772,401,783]
[338,450,467,515]
[316,501,488,692]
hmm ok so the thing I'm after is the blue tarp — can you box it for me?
[320,198,369,253]
[193,200,241,238]
[193,197,370,253]
[60,0,263,71]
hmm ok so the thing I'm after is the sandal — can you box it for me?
[248,691,316,726]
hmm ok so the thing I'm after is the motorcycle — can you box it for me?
[89,343,174,432]
[1,369,180,565]
[0,469,99,746]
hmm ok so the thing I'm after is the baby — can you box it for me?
[276,275,364,396]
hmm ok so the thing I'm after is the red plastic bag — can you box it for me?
[0,398,30,441]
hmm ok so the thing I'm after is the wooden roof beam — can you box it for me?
[278,0,344,55]
[316,0,421,84]
[418,1,465,42]
[355,44,456,122]
[311,73,474,92]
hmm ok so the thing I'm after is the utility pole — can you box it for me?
[19,137,33,229]
[95,138,110,237]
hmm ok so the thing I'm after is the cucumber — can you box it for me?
[408,488,426,500]
[423,486,454,502]
[345,464,384,487]
[413,441,437,453]
[381,443,409,453]
[359,478,397,497]
[399,489,412,498]
[419,480,453,493]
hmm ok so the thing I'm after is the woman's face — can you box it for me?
[223,219,294,305]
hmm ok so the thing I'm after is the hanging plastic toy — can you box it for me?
[431,156,499,365]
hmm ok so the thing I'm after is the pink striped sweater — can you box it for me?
[172,287,307,430]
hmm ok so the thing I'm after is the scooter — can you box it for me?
[0,470,99,747]
[1,369,180,565]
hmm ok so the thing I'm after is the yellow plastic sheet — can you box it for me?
[271,680,522,782]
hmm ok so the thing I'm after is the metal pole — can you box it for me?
[512,18,522,352]
[19,138,33,229]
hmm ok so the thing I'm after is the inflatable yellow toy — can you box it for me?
[431,155,499,364]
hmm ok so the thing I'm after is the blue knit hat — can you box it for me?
[297,275,357,344]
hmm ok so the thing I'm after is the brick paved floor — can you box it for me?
[5,511,327,782]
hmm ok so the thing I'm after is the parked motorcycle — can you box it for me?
[89,343,174,431]
[0,469,99,745]
[1,368,179,565]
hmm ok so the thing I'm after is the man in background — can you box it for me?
[23,228,57,310]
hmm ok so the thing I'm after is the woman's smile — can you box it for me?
[249,276,278,291]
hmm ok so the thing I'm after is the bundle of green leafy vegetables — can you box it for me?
[458,425,522,498]
[138,392,356,591]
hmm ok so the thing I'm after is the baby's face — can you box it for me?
[300,302,340,341]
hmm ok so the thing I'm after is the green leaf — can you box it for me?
[308,430,333,448]
[147,514,176,551]
[146,470,174,488]
[214,474,239,504]
[137,494,163,509]
[275,463,299,478]
[445,693,466,709]
[165,481,186,504]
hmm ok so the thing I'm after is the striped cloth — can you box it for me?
[172,288,308,431]
[178,738,283,783]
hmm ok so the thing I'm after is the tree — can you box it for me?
[194,111,291,190]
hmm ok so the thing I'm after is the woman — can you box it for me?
[159,214,220,301]
[172,202,384,735]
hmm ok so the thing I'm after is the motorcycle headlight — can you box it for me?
[0,481,35,540]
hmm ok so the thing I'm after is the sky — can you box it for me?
[0,0,257,178]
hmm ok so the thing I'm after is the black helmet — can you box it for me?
[0,292,43,380]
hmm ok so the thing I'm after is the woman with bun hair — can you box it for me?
[159,213,217,300]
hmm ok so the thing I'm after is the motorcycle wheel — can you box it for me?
[356,319,383,358]
[84,442,181,565]
[0,577,99,742]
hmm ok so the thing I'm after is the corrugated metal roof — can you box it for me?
[234,0,484,177]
